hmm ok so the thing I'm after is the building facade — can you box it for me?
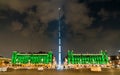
[67,50,109,65]
[11,51,53,65]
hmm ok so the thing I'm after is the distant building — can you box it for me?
[109,51,120,68]
[109,56,119,65]
[0,57,11,66]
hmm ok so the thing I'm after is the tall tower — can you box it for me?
[57,7,63,70]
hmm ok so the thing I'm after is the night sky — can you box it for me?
[0,0,120,57]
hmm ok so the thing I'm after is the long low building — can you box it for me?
[67,50,109,65]
[11,51,53,65]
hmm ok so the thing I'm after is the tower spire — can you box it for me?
[57,7,63,70]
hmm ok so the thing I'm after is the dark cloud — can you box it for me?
[0,0,120,57]
[65,1,94,34]
[98,8,120,21]
[0,0,94,37]
[62,0,120,55]
[10,21,23,32]
[87,0,113,2]
[78,0,119,3]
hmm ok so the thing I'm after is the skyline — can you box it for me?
[0,0,120,57]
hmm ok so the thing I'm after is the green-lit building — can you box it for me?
[11,51,53,65]
[67,50,109,65]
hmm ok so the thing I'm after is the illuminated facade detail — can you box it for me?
[67,50,109,65]
[11,51,53,65]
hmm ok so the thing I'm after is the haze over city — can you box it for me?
[0,0,120,57]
